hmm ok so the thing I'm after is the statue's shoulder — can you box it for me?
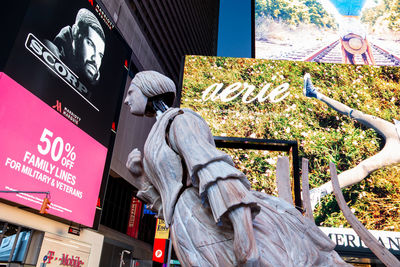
[180,108,208,122]
[159,107,205,123]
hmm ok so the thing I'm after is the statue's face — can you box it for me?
[124,82,147,116]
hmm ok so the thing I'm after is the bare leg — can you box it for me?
[318,95,395,139]
[228,206,259,266]
[333,139,400,188]
[347,52,355,65]
[304,74,400,206]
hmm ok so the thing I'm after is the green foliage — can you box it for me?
[255,0,336,28]
[221,148,288,196]
[181,55,400,231]
[362,0,400,32]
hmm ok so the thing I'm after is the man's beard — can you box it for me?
[81,60,99,83]
[74,42,100,85]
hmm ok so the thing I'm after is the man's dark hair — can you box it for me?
[72,8,105,42]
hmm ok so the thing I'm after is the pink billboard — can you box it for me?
[0,72,107,226]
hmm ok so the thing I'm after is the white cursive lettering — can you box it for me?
[202,79,290,104]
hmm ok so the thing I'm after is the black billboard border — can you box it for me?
[214,136,302,210]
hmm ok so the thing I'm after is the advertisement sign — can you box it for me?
[37,233,90,267]
[152,238,167,263]
[319,227,400,256]
[126,196,142,239]
[0,73,106,226]
[143,204,157,215]
[0,0,131,226]
[3,0,131,147]
[254,0,400,66]
[181,55,400,231]
[154,219,169,240]
[152,219,169,263]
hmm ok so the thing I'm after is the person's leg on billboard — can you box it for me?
[308,142,399,204]
[304,73,396,138]
[347,51,355,65]
[304,73,400,207]
[304,73,396,144]
[361,53,369,65]
[304,74,352,115]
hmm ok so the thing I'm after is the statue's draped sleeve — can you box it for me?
[136,182,163,219]
[128,162,164,219]
[168,109,260,223]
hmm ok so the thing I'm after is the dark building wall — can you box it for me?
[125,0,219,83]
[100,0,164,72]
[101,0,219,84]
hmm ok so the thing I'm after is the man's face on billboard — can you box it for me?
[76,26,105,83]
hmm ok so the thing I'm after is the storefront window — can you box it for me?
[0,222,32,263]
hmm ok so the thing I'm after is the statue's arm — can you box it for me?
[126,148,163,218]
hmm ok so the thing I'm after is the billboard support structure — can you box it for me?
[214,136,301,210]
[0,191,49,195]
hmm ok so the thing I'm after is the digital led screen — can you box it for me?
[3,0,131,147]
[0,0,131,226]
[0,73,106,226]
[181,55,400,230]
[220,148,289,196]
[254,0,400,66]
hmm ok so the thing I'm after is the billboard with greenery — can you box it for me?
[181,55,400,231]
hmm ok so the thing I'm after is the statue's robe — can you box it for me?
[139,108,350,267]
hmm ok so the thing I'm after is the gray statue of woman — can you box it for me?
[125,71,350,267]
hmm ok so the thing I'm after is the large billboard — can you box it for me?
[3,0,130,146]
[0,0,131,226]
[0,73,106,226]
[181,55,400,231]
[254,0,400,66]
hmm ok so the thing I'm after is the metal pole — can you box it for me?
[8,226,21,263]
[291,143,302,210]
[0,191,50,194]
[166,238,172,267]
[119,250,131,267]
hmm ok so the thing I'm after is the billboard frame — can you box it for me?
[214,136,301,210]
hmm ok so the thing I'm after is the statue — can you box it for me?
[125,71,350,266]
